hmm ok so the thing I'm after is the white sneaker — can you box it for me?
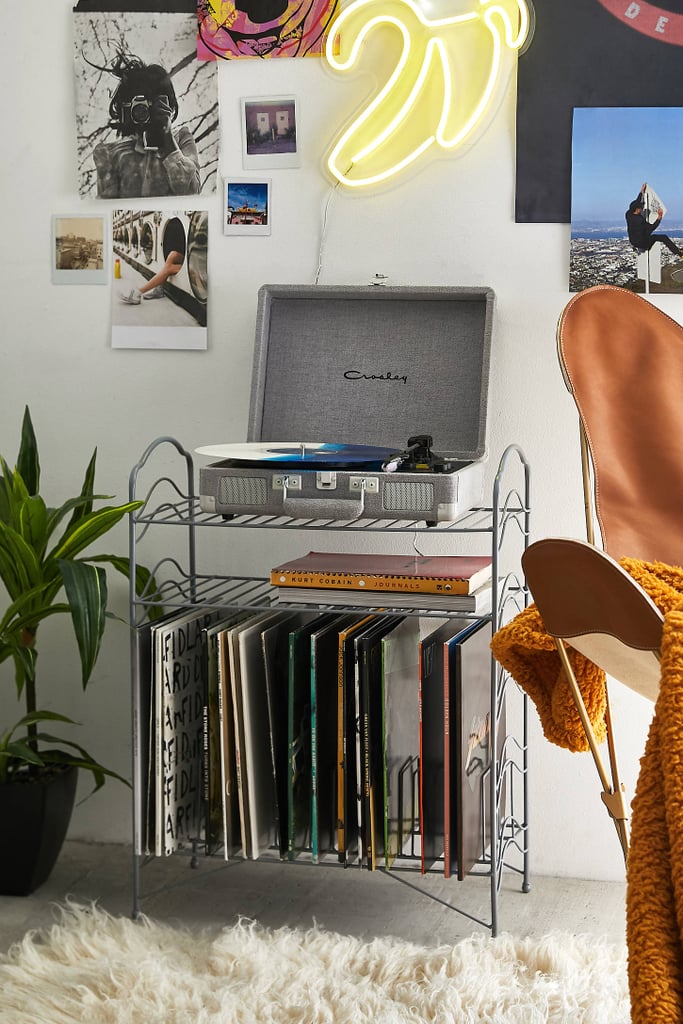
[119,287,141,304]
[143,286,165,300]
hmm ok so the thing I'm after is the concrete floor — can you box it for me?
[0,840,627,954]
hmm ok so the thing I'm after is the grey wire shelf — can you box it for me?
[127,437,531,936]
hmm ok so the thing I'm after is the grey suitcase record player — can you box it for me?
[198,284,494,525]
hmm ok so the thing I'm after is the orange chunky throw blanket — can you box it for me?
[491,558,683,1023]
[626,608,683,1023]
[490,557,683,752]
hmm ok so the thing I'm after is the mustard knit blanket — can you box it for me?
[490,557,683,752]
[626,608,683,1023]
[491,557,683,1020]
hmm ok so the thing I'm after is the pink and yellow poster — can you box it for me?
[197,0,339,59]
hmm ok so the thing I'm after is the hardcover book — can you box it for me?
[271,552,492,595]
[278,584,492,614]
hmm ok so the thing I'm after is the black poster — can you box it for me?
[516,0,683,223]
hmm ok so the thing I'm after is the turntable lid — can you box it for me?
[247,284,494,462]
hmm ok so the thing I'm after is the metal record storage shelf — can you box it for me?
[128,437,531,936]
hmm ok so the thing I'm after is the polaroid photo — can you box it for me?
[224,179,271,236]
[52,215,108,284]
[241,96,300,169]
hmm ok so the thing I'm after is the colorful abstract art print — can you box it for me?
[197,0,339,59]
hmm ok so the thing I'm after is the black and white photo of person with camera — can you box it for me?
[93,53,200,199]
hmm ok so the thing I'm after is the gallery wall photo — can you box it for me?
[570,106,683,295]
[73,2,219,199]
[111,209,208,350]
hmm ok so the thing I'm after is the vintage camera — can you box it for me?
[128,95,152,125]
[122,95,168,151]
[123,94,168,129]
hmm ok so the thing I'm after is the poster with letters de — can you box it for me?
[516,0,683,223]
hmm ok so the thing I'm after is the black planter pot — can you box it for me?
[0,765,78,896]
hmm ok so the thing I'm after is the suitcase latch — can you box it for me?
[316,471,337,490]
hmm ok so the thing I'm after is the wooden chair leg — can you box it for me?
[553,638,629,864]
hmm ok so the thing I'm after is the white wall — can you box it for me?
[0,4,665,881]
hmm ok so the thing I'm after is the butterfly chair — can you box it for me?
[531,283,683,858]
[521,537,663,862]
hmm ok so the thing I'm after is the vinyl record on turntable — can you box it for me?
[195,442,399,465]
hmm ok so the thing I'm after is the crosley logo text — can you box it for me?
[344,370,408,384]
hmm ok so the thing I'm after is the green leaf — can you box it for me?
[26,741,129,796]
[67,449,97,530]
[12,710,80,730]
[58,560,107,687]
[17,406,39,495]
[48,502,142,563]
[18,494,49,556]
[88,554,164,617]
[0,591,70,637]
[2,741,45,765]
[0,461,12,526]
[0,521,42,599]
[44,493,112,542]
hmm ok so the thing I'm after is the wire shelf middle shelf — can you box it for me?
[136,566,493,622]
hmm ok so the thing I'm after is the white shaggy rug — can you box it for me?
[0,902,629,1024]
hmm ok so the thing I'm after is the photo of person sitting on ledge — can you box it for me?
[625,182,683,258]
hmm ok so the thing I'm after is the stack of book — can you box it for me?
[269,551,494,613]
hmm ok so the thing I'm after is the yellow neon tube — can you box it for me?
[325,0,530,188]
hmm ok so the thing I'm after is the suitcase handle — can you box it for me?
[281,493,365,520]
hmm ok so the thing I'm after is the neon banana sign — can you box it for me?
[325,0,530,188]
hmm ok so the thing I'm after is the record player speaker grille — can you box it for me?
[382,480,434,512]
[217,476,268,506]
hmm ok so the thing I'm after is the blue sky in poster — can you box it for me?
[571,107,683,231]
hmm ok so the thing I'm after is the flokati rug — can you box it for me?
[0,902,629,1024]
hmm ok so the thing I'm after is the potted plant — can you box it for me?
[0,407,155,895]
